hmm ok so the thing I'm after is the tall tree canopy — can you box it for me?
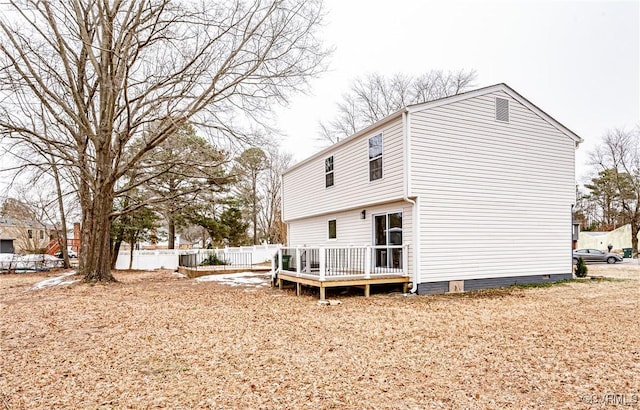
[583,169,628,230]
[588,127,640,255]
[319,69,476,143]
[138,124,231,249]
[234,147,268,245]
[0,0,329,281]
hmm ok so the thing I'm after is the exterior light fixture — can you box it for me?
[360,210,366,219]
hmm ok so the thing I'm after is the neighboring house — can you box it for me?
[0,223,15,253]
[0,217,52,254]
[572,217,580,250]
[278,83,581,297]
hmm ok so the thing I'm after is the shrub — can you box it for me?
[200,253,229,266]
[574,257,588,278]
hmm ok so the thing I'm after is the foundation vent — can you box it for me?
[448,280,464,293]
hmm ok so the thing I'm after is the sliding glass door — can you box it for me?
[373,212,402,269]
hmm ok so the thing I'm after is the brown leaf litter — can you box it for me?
[0,265,638,409]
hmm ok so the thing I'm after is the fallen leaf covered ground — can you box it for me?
[1,265,638,409]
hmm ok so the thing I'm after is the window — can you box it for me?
[39,230,44,240]
[328,219,337,239]
[27,229,33,239]
[495,97,509,122]
[368,133,383,181]
[325,156,334,187]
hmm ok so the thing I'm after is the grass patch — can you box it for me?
[513,279,576,289]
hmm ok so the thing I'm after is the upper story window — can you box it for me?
[325,156,334,188]
[27,229,33,239]
[39,230,44,240]
[368,133,383,181]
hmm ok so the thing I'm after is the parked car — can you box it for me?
[573,248,623,264]
[55,249,78,259]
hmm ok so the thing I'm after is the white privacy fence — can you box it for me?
[115,244,281,270]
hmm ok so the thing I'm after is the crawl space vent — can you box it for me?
[495,97,509,122]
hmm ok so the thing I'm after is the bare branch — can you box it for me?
[318,69,477,144]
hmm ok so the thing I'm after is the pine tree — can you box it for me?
[574,257,588,278]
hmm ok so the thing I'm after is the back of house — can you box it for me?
[281,83,581,294]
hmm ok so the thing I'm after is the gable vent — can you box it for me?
[495,97,509,122]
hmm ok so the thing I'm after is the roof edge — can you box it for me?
[407,83,583,144]
[285,82,583,175]
[283,108,406,175]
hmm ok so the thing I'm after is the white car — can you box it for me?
[55,249,78,259]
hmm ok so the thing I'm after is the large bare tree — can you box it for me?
[319,69,476,143]
[0,0,329,281]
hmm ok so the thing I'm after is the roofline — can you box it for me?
[407,83,583,144]
[284,82,583,175]
[283,108,406,175]
[282,196,410,222]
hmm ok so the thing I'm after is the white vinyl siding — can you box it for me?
[287,201,413,277]
[410,90,575,283]
[283,117,405,221]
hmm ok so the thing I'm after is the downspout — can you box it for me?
[402,110,420,293]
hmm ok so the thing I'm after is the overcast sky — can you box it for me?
[274,0,639,183]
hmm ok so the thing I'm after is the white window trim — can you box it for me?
[371,210,404,245]
[325,155,335,189]
[327,219,337,240]
[368,132,384,182]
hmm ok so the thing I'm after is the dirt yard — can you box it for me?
[1,265,638,409]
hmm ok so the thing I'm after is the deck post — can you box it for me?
[295,246,301,276]
[271,254,276,287]
[319,247,326,281]
[402,244,409,276]
[365,246,371,279]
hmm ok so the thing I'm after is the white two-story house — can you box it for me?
[278,83,581,297]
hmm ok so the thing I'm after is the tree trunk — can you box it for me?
[80,185,116,282]
[129,240,134,270]
[111,239,122,269]
[632,223,639,258]
[168,217,175,249]
[51,161,71,269]
[252,172,258,245]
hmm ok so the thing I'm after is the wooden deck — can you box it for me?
[178,265,271,279]
[276,271,410,300]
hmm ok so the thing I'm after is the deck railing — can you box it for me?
[272,245,409,281]
[178,249,252,269]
